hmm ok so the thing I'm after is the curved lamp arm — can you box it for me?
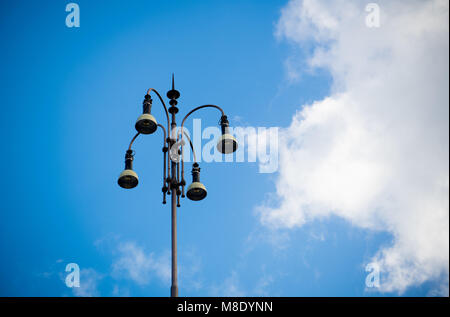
[127,124,167,152]
[177,104,225,194]
[180,105,225,129]
[157,124,167,147]
[157,124,170,204]
[157,123,168,186]
[128,132,140,151]
[147,88,171,134]
[181,131,197,163]
[127,125,169,203]
[179,131,197,198]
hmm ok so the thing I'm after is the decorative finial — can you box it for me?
[167,73,180,101]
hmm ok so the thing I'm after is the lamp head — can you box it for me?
[186,182,207,201]
[118,150,139,189]
[135,94,157,134]
[217,115,238,154]
[217,133,238,154]
[135,113,157,134]
[118,169,139,189]
[186,163,207,201]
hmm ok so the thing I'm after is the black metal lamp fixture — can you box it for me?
[186,163,207,201]
[217,115,238,154]
[118,150,139,189]
[117,75,237,297]
[135,94,158,134]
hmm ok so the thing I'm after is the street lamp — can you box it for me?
[117,75,238,297]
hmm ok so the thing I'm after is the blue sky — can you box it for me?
[0,0,447,297]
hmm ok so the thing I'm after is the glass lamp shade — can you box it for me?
[186,182,207,201]
[135,113,157,134]
[118,169,139,189]
[216,134,238,154]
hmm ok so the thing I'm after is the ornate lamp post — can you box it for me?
[117,75,238,297]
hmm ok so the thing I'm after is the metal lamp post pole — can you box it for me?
[168,77,180,298]
[118,75,238,297]
[170,107,179,297]
[170,159,178,297]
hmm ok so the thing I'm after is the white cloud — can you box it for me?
[210,271,246,297]
[259,0,449,294]
[209,269,276,297]
[112,284,131,297]
[72,268,103,297]
[178,248,204,292]
[112,242,170,286]
[93,238,203,294]
[253,272,275,296]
